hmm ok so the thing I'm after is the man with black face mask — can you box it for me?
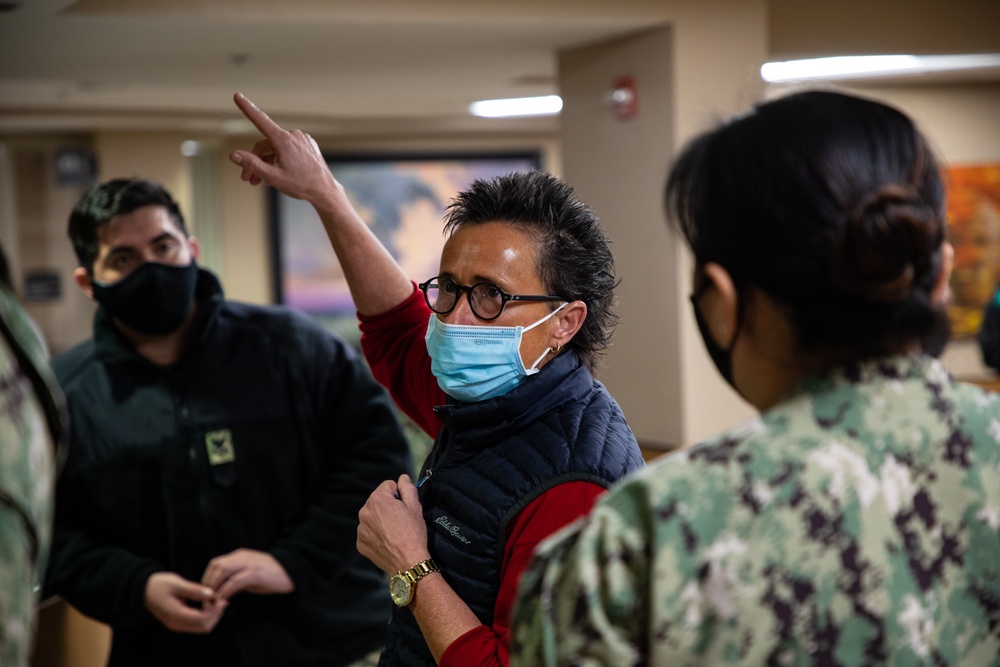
[45,178,412,667]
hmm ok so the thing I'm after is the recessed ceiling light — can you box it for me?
[469,95,562,118]
[761,54,1000,82]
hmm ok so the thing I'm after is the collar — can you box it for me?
[778,354,949,409]
[434,351,592,450]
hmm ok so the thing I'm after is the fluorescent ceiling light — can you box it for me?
[761,54,1000,82]
[469,95,562,118]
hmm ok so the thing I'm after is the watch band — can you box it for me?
[401,558,439,584]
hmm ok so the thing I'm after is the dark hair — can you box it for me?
[68,178,187,272]
[443,170,619,373]
[666,90,948,358]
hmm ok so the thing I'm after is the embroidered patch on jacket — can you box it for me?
[205,429,236,465]
[434,515,471,544]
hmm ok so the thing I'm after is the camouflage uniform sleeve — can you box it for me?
[0,288,58,667]
[510,474,653,666]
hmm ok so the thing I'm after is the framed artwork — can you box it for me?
[269,151,540,341]
[945,163,1000,338]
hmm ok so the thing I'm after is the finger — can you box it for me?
[202,554,237,588]
[197,597,228,630]
[230,150,279,186]
[202,563,223,589]
[238,161,259,185]
[376,478,399,497]
[203,596,229,615]
[214,569,250,601]
[397,473,419,505]
[357,502,374,528]
[239,160,256,182]
[177,578,216,602]
[233,92,284,138]
[207,564,243,595]
[176,601,227,634]
[203,597,229,631]
[250,138,274,158]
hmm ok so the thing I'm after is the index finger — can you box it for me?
[233,92,283,138]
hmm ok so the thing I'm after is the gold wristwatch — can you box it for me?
[389,558,439,607]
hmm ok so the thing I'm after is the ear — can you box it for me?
[548,300,588,351]
[930,241,953,306]
[187,235,201,262]
[698,262,739,349]
[73,267,95,300]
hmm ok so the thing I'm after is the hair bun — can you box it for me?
[830,183,942,303]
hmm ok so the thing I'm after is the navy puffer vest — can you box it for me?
[379,352,644,666]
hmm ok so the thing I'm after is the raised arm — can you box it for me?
[229,92,413,316]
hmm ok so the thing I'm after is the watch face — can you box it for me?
[389,574,412,607]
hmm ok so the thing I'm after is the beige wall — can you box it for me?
[559,26,681,448]
[558,1,770,450]
[0,137,95,355]
[669,1,770,446]
[215,137,271,303]
[769,0,1000,57]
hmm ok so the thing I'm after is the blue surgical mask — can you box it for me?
[425,303,567,403]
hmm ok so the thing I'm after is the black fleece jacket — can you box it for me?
[47,269,411,667]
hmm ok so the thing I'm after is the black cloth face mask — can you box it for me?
[689,277,740,389]
[92,261,198,335]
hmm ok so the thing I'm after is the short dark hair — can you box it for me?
[68,178,187,273]
[666,90,947,358]
[443,170,619,373]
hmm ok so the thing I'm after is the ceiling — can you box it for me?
[1,0,998,138]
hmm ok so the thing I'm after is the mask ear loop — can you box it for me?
[523,302,569,374]
[526,347,551,373]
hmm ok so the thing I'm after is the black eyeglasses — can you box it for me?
[418,276,564,321]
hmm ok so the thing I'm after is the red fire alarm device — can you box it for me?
[610,75,638,119]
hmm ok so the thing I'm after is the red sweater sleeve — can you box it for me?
[439,480,607,667]
[357,284,445,437]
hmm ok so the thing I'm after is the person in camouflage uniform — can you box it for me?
[0,260,63,667]
[511,91,1000,665]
